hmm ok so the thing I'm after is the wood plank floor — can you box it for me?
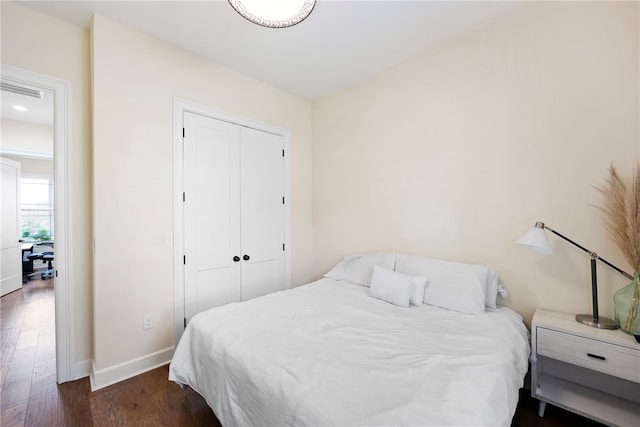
[1,278,604,427]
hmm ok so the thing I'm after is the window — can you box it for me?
[21,176,54,241]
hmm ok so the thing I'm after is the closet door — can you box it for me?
[239,127,285,301]
[183,112,241,322]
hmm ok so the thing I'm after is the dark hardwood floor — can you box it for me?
[0,277,221,426]
[1,278,604,427]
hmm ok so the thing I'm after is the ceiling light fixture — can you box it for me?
[13,105,28,112]
[228,0,316,28]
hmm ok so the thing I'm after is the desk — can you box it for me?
[22,242,34,281]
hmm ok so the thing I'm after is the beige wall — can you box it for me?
[1,118,54,157]
[91,15,313,374]
[1,2,93,375]
[312,1,639,325]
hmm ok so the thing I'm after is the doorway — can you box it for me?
[0,64,71,383]
[1,85,55,292]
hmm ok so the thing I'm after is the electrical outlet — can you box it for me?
[143,314,154,330]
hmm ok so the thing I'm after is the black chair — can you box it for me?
[26,242,54,280]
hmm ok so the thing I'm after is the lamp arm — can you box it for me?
[595,256,634,280]
[542,223,634,280]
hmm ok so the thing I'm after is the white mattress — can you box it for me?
[169,278,530,426]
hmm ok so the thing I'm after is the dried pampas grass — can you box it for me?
[595,163,640,273]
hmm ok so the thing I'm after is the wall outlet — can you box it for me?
[143,314,154,330]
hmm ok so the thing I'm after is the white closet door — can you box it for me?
[183,112,241,322]
[240,127,285,301]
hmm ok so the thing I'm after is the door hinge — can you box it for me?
[183,255,186,265]
[282,149,285,157]
[183,192,186,202]
[55,270,58,277]
[283,243,285,251]
[183,127,185,138]
[282,196,285,204]
[184,318,187,329]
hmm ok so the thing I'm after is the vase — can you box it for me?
[614,272,640,338]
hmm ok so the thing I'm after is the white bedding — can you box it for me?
[169,278,530,426]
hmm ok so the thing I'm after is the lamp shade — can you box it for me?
[516,227,553,254]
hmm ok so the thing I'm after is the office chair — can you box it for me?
[27,241,54,280]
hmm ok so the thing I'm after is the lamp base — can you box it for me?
[575,314,618,330]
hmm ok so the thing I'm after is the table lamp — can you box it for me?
[516,221,633,329]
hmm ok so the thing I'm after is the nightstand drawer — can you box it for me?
[537,327,640,383]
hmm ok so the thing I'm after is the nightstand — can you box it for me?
[531,308,640,426]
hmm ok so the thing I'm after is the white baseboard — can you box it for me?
[70,359,92,380]
[90,347,175,391]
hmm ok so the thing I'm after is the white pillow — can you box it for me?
[409,275,428,306]
[424,270,486,314]
[395,254,487,314]
[324,252,396,286]
[369,265,413,307]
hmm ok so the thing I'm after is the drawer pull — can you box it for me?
[587,353,606,361]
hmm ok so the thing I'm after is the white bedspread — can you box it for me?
[169,278,530,426]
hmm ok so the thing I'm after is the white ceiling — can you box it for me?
[15,0,523,101]
[0,87,54,126]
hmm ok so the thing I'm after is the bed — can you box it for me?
[169,253,530,426]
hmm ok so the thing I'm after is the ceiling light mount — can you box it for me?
[228,0,315,28]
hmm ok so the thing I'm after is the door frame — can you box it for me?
[172,98,291,346]
[1,64,72,383]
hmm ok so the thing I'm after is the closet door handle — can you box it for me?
[243,254,250,261]
[587,353,606,361]
[233,256,240,262]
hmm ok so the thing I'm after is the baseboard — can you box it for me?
[70,359,92,380]
[90,347,175,391]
